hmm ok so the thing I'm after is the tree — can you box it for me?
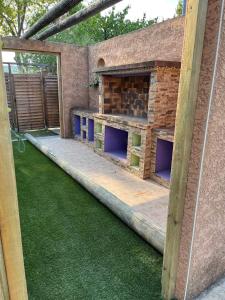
[14,52,58,73]
[49,5,157,45]
[19,5,157,72]
[0,0,56,37]
[176,0,183,16]
[0,0,57,70]
[0,2,157,73]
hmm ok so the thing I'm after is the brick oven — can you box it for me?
[72,60,180,187]
[101,75,149,118]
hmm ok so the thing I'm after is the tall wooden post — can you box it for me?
[162,0,208,299]
[0,39,28,299]
[0,240,9,299]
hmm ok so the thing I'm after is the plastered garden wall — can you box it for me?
[174,0,225,298]
[2,37,89,138]
[88,17,184,110]
[2,17,184,137]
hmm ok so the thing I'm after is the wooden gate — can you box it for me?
[5,73,59,132]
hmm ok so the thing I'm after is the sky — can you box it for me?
[2,0,179,62]
[99,0,179,21]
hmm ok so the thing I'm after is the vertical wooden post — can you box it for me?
[0,239,9,299]
[0,39,28,299]
[161,1,208,299]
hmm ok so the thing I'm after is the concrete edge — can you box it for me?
[25,133,165,254]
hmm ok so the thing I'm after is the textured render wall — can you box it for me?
[2,18,184,135]
[175,0,225,298]
[88,17,185,110]
[60,46,88,137]
[2,37,89,137]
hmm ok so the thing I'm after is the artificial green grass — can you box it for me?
[13,141,163,299]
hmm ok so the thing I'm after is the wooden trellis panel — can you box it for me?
[43,75,59,128]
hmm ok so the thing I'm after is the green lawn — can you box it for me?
[14,141,162,300]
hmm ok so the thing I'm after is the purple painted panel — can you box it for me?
[82,117,86,126]
[88,119,94,141]
[155,139,173,177]
[104,126,128,158]
[74,115,81,136]
[156,170,171,181]
[83,130,86,139]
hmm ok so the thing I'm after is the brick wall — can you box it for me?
[148,67,180,127]
[120,76,150,118]
[103,76,122,114]
[102,75,150,117]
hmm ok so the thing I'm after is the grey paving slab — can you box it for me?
[196,277,225,300]
[25,134,169,253]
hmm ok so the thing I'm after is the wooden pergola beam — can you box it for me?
[22,0,82,39]
[36,0,123,40]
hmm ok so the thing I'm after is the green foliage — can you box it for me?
[15,52,57,73]
[88,74,100,88]
[31,6,156,71]
[49,6,157,45]
[176,0,183,16]
[1,2,157,74]
[0,0,56,36]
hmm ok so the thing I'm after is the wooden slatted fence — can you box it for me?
[4,73,59,132]
[43,75,60,128]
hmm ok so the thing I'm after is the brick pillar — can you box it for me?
[148,68,180,127]
[98,75,104,114]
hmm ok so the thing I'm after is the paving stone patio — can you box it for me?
[25,134,169,253]
[196,276,225,300]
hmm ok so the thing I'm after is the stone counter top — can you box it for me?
[72,108,97,115]
[94,113,149,129]
[72,109,150,129]
[153,127,175,142]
